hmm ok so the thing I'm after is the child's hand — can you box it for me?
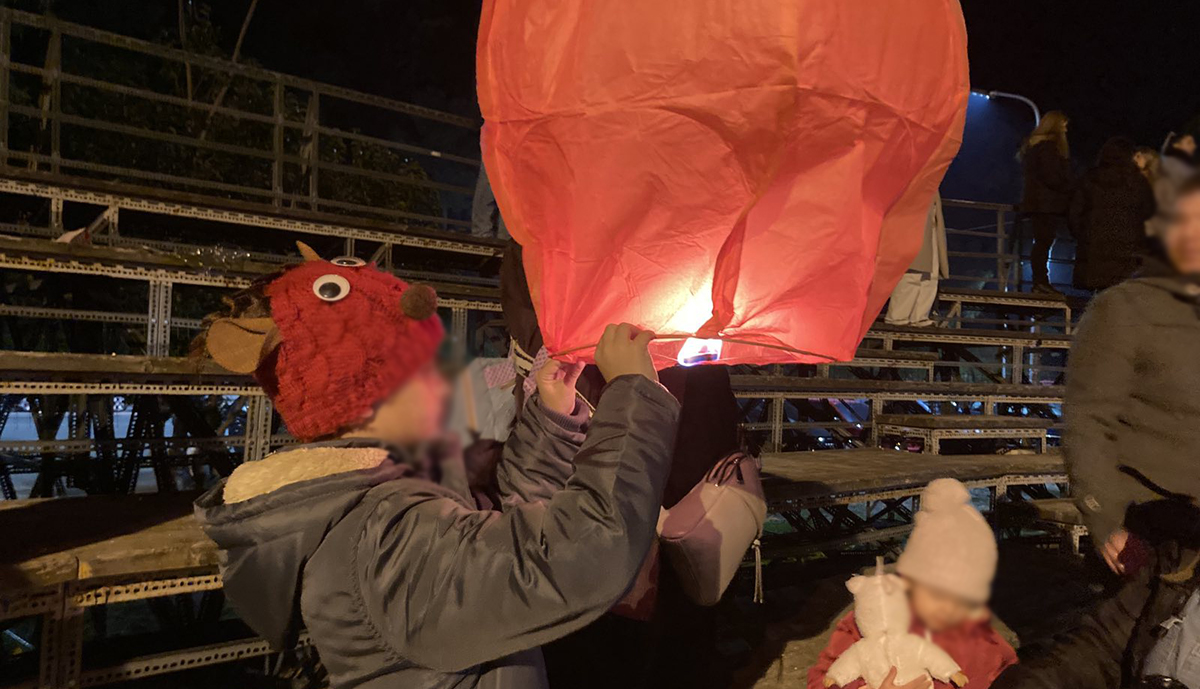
[536,360,585,416]
[594,323,657,382]
[879,668,932,689]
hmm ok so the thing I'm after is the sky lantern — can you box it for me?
[477,0,969,367]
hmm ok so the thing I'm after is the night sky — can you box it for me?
[14,0,1200,202]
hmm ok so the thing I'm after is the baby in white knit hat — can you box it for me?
[810,479,1017,689]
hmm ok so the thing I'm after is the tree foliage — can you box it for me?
[6,1,442,221]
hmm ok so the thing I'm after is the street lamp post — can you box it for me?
[972,89,1042,126]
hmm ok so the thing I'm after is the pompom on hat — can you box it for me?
[896,478,998,604]
[202,242,444,441]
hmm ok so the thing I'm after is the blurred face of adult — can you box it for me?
[1166,190,1200,274]
[1177,135,1197,156]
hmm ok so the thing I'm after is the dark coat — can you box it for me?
[195,376,681,689]
[991,535,1200,689]
[1066,273,1200,543]
[1068,143,1157,290]
[1022,140,1073,215]
[541,365,741,689]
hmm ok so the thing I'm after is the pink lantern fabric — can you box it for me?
[478,0,969,366]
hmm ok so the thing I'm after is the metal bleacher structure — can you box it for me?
[0,9,1084,689]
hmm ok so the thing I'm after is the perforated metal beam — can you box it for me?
[0,177,500,256]
[77,634,313,687]
[0,253,502,314]
[0,381,264,396]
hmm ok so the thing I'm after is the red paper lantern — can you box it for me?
[478,0,969,366]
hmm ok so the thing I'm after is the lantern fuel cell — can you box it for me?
[677,338,724,367]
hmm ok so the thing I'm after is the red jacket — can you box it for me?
[808,611,1018,689]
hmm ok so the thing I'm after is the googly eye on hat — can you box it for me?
[313,274,351,302]
[331,257,366,267]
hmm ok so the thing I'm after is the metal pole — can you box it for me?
[47,26,62,174]
[243,397,273,462]
[147,280,173,358]
[987,90,1042,126]
[451,307,468,364]
[272,77,283,208]
[996,208,1007,291]
[0,13,10,161]
[770,396,784,452]
[305,93,320,208]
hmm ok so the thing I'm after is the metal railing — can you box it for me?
[0,8,481,232]
[941,198,1020,291]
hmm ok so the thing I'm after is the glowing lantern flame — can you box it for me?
[677,338,723,367]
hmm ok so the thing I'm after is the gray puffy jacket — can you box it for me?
[1066,274,1200,543]
[195,375,680,689]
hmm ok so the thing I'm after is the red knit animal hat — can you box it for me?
[204,244,444,441]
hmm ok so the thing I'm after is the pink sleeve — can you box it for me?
[978,628,1019,688]
[993,635,1019,683]
[808,613,867,689]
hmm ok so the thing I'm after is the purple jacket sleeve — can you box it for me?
[495,393,589,507]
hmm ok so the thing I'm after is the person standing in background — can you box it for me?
[471,165,510,239]
[1161,132,1197,187]
[1136,146,1173,238]
[1135,146,1162,188]
[1020,111,1073,295]
[1068,137,1157,292]
[885,192,949,327]
[1147,133,1198,239]
[1064,173,1200,577]
[993,176,1200,689]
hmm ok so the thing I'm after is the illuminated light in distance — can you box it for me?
[677,337,723,367]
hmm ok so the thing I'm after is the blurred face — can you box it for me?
[1178,135,1197,156]
[907,579,983,633]
[1166,190,1200,274]
[1134,151,1150,170]
[344,362,450,445]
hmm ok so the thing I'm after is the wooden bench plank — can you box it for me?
[759,449,1065,506]
[1031,498,1085,525]
[0,351,241,378]
[939,288,1069,306]
[866,324,1072,348]
[853,349,941,362]
[875,414,1059,430]
[731,375,1063,398]
[0,493,216,591]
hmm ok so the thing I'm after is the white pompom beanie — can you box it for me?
[896,478,998,604]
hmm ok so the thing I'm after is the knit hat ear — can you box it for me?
[845,575,865,594]
[296,241,322,262]
[401,283,438,320]
[206,317,282,373]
